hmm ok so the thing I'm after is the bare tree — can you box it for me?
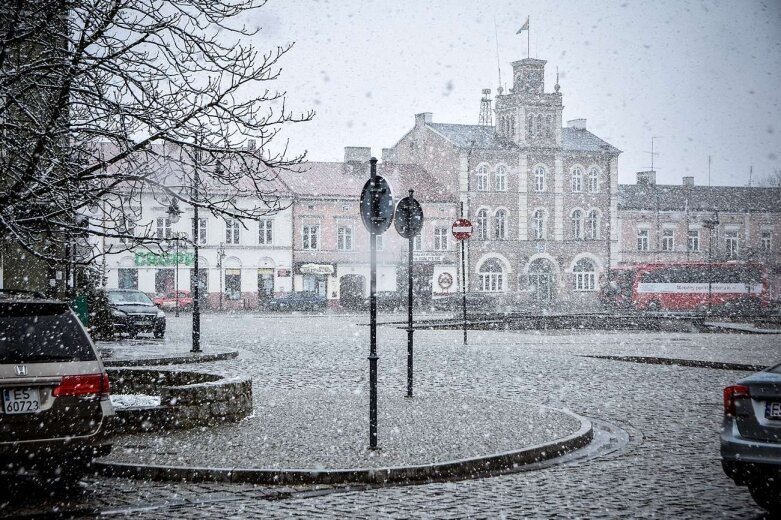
[0,0,313,265]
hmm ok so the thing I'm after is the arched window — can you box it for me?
[586,210,599,240]
[510,116,516,137]
[476,209,488,240]
[588,167,600,193]
[479,259,504,292]
[536,115,543,137]
[573,258,596,291]
[495,166,507,192]
[534,166,546,192]
[476,165,488,192]
[494,209,507,240]
[571,167,583,192]
[571,209,583,240]
[533,209,545,240]
[528,115,535,136]
[546,115,553,137]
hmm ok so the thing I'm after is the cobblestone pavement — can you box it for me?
[2,314,778,518]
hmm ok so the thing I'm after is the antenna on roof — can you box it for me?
[644,136,662,171]
[494,18,502,93]
[748,165,753,187]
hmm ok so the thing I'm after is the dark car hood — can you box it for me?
[114,304,159,315]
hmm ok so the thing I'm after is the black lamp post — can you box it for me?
[217,242,226,311]
[703,215,719,315]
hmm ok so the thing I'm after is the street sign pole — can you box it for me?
[406,190,415,398]
[369,158,379,450]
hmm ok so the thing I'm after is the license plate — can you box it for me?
[3,387,41,415]
[766,401,781,420]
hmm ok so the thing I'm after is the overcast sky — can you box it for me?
[247,0,781,186]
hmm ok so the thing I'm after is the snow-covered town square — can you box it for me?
[2,0,781,518]
[0,312,778,518]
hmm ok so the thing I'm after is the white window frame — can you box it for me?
[120,218,136,244]
[687,229,700,252]
[478,260,505,292]
[761,230,772,252]
[495,166,507,192]
[587,167,600,193]
[571,167,583,193]
[433,226,449,251]
[661,228,674,251]
[476,165,489,192]
[156,217,171,239]
[725,229,739,258]
[337,225,353,251]
[533,209,546,240]
[534,166,546,192]
[225,219,240,245]
[193,217,207,245]
[476,209,488,240]
[571,209,583,240]
[585,210,599,240]
[302,224,320,250]
[572,259,596,291]
[258,219,273,245]
[637,228,649,251]
[494,210,507,240]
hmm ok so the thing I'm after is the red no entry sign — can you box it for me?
[452,218,473,240]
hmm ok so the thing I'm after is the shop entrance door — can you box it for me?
[257,269,274,308]
[528,259,555,303]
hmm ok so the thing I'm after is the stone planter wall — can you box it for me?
[108,368,252,434]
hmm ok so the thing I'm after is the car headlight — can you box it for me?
[156,309,165,318]
[111,309,127,318]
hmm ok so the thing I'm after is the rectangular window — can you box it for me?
[225,269,241,300]
[413,234,422,251]
[662,229,674,251]
[118,268,138,290]
[337,225,353,251]
[573,272,596,291]
[258,219,273,245]
[761,231,772,252]
[192,218,207,245]
[225,219,240,244]
[725,230,739,258]
[479,273,504,292]
[433,227,448,251]
[687,229,700,252]
[637,229,649,251]
[156,217,171,239]
[303,224,320,250]
[119,218,136,244]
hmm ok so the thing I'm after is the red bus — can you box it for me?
[600,262,769,311]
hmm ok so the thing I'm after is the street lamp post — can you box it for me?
[217,242,226,311]
[167,200,182,317]
[703,215,719,315]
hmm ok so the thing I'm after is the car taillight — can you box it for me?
[723,385,750,416]
[53,373,110,398]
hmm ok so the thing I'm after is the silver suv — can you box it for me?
[0,292,114,485]
[721,361,781,514]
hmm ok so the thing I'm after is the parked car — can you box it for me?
[267,291,326,311]
[0,291,114,485]
[106,289,166,338]
[153,290,193,310]
[721,361,781,514]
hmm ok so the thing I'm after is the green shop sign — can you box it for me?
[135,251,194,267]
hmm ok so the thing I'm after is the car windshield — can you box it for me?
[107,291,153,305]
[769,363,781,374]
[0,303,96,363]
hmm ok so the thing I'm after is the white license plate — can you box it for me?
[766,401,781,420]
[3,387,41,415]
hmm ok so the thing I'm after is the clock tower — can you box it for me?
[494,58,563,148]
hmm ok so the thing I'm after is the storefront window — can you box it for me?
[118,268,138,289]
[225,268,241,300]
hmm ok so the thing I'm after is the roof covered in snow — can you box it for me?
[619,184,781,212]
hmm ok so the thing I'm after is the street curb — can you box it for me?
[101,350,238,367]
[96,408,593,486]
[582,355,767,372]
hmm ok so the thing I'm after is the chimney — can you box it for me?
[247,139,256,150]
[682,176,694,186]
[567,118,587,130]
[637,171,657,186]
[344,146,371,164]
[415,112,433,127]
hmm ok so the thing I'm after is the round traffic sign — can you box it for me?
[394,195,424,239]
[452,218,473,241]
[437,272,453,290]
[360,176,395,234]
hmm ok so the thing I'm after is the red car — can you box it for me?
[153,290,193,310]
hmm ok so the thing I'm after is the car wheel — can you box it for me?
[749,481,781,514]
[41,458,91,489]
